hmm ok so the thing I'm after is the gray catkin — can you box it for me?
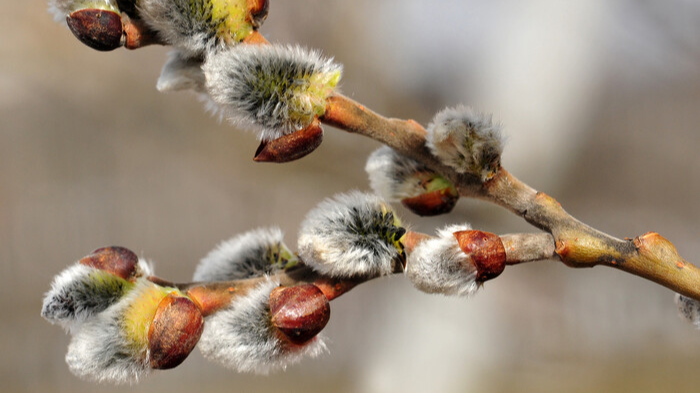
[204,44,342,141]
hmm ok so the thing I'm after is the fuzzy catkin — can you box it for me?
[406,224,479,297]
[138,0,258,57]
[197,280,327,374]
[298,191,405,278]
[64,279,163,383]
[204,44,342,141]
[41,259,153,334]
[42,264,133,334]
[426,105,503,181]
[365,146,427,201]
[193,227,287,281]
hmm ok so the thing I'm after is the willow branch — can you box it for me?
[147,231,554,316]
[320,94,700,301]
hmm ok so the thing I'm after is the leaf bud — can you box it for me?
[269,284,330,345]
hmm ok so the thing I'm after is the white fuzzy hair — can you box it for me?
[42,264,131,334]
[48,0,73,22]
[365,146,435,202]
[138,0,225,57]
[193,227,285,282]
[155,49,223,120]
[48,0,119,23]
[41,258,153,334]
[204,44,342,141]
[134,258,154,277]
[65,279,158,384]
[426,105,503,181]
[297,191,403,278]
[157,50,206,93]
[198,279,327,374]
[675,294,700,329]
[406,224,479,297]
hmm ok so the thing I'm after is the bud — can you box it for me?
[365,146,458,216]
[426,105,503,182]
[138,0,268,56]
[247,0,270,28]
[66,7,124,51]
[204,44,342,142]
[148,294,204,369]
[65,281,202,382]
[48,0,125,51]
[298,191,406,278]
[453,230,506,282]
[269,284,330,345]
[79,246,138,279]
[407,224,481,297]
[198,280,327,374]
[193,227,298,282]
[400,185,459,217]
[254,120,324,163]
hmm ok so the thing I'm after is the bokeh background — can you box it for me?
[3,0,700,392]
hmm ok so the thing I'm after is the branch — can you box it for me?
[321,94,700,300]
[150,231,555,317]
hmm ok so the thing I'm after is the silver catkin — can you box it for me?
[204,44,342,141]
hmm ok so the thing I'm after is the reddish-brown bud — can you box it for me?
[247,0,270,28]
[401,188,459,217]
[454,230,506,282]
[269,284,330,345]
[79,246,138,280]
[66,9,124,51]
[254,121,323,163]
[634,232,679,261]
[148,294,204,370]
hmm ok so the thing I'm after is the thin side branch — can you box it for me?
[152,231,555,316]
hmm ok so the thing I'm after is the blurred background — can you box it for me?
[2,0,700,392]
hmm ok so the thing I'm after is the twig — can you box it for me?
[321,94,700,300]
[149,231,555,316]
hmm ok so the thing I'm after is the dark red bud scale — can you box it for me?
[148,294,204,370]
[401,188,459,217]
[247,0,270,28]
[79,246,138,280]
[67,9,124,51]
[254,121,323,163]
[269,284,330,345]
[454,230,506,283]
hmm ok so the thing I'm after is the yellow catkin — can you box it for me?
[211,0,254,44]
[289,69,342,124]
[121,282,181,353]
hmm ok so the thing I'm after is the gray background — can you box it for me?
[3,0,700,392]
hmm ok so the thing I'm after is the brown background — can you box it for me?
[3,1,700,392]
